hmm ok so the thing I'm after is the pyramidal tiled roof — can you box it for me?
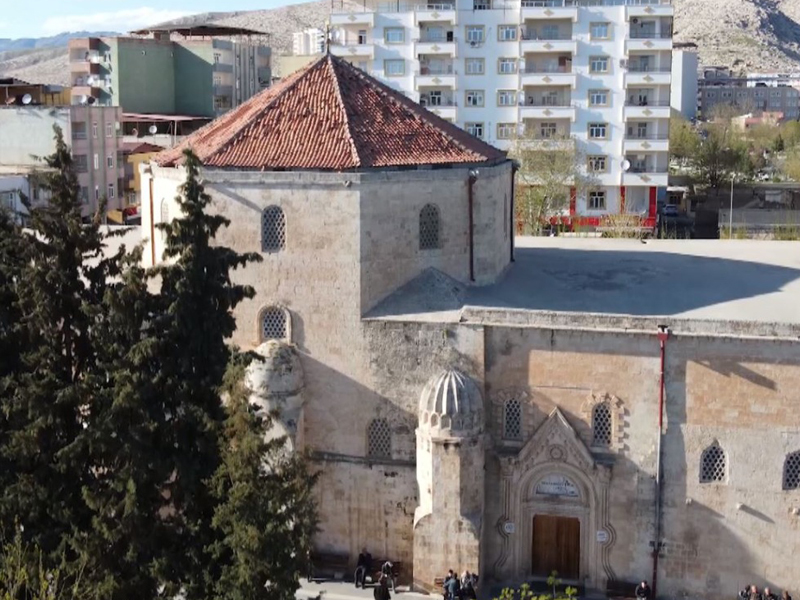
[154,54,506,170]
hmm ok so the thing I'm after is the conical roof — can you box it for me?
[154,54,506,171]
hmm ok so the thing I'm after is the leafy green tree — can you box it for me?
[693,121,749,191]
[773,133,785,153]
[209,354,318,600]
[149,150,261,599]
[780,120,800,149]
[669,111,700,163]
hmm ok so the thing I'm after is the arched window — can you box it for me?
[783,451,800,490]
[160,199,169,241]
[503,398,522,440]
[260,306,287,342]
[367,418,391,459]
[700,442,726,483]
[592,401,612,447]
[419,203,440,250]
[261,205,286,252]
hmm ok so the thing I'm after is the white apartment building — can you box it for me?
[330,0,673,223]
[293,28,326,55]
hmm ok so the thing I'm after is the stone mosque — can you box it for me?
[141,55,800,599]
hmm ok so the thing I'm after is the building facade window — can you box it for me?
[589,89,610,106]
[466,26,485,43]
[92,122,98,138]
[503,398,522,440]
[384,27,405,43]
[588,190,606,210]
[465,90,484,107]
[498,25,517,41]
[590,56,610,73]
[107,155,114,168]
[93,154,99,170]
[588,155,608,172]
[589,122,609,139]
[384,59,405,76]
[105,122,113,138]
[260,306,288,342]
[367,418,392,458]
[540,122,558,138]
[74,155,88,173]
[466,122,484,138]
[107,183,115,199]
[498,58,518,74]
[498,90,516,106]
[591,401,612,446]
[466,58,485,75]
[497,123,516,139]
[700,442,727,483]
[419,203,441,250]
[590,22,610,39]
[261,205,286,252]
[783,451,800,490]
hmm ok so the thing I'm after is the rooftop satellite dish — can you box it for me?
[622,159,631,172]
[21,94,32,105]
[131,128,139,137]
[79,95,89,105]
[87,96,96,105]
[148,125,158,135]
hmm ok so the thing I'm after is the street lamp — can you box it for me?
[729,174,735,239]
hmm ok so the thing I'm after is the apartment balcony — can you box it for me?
[70,60,101,74]
[330,41,375,58]
[415,4,457,25]
[213,84,234,98]
[627,1,674,19]
[520,31,576,54]
[415,65,457,88]
[520,65,576,88]
[68,37,100,52]
[623,169,669,187]
[427,104,457,120]
[623,133,669,153]
[213,62,234,73]
[624,100,670,119]
[521,0,578,22]
[71,86,103,99]
[330,11,375,27]
[627,31,672,52]
[625,66,671,86]
[519,98,575,121]
[414,36,457,57]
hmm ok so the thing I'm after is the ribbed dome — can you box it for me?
[245,340,304,405]
[419,369,483,435]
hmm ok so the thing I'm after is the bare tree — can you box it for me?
[510,127,596,235]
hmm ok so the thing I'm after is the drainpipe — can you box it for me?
[510,162,518,262]
[652,325,670,599]
[468,170,478,282]
[148,175,155,267]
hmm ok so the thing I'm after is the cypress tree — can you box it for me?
[150,149,261,599]
[209,354,319,600]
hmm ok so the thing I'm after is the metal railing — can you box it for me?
[417,65,456,75]
[520,64,573,74]
[625,132,669,140]
[420,97,457,107]
[331,39,372,46]
[522,0,670,6]
[626,165,669,173]
[520,30,573,40]
[415,34,456,43]
[415,3,455,9]
[72,131,88,140]
[629,30,673,39]
[520,98,573,107]
[627,65,672,73]
[624,100,671,107]
[332,0,667,13]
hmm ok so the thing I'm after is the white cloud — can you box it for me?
[41,7,192,36]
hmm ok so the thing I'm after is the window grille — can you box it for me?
[783,451,800,490]
[503,398,522,440]
[419,204,440,250]
[261,205,286,252]
[700,443,726,483]
[367,418,392,458]
[160,200,169,240]
[260,307,287,341]
[592,402,612,447]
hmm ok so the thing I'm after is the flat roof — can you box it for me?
[129,24,266,37]
[368,238,800,336]
[122,113,211,123]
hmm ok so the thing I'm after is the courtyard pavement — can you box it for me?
[295,580,433,600]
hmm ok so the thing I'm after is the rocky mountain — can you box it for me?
[0,31,118,52]
[6,0,800,86]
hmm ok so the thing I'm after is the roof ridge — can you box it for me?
[331,55,497,161]
[327,55,362,168]
[201,55,331,165]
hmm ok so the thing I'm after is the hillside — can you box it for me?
[6,0,800,86]
[0,31,118,52]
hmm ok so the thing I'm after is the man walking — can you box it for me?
[355,548,372,589]
[635,580,651,600]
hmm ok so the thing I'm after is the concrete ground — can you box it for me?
[295,580,434,600]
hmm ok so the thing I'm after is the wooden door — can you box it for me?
[531,515,580,580]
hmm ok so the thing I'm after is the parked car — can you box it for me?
[662,204,679,217]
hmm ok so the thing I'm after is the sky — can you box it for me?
[0,0,308,39]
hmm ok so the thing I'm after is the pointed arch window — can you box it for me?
[261,205,286,252]
[260,306,288,342]
[783,451,800,490]
[591,401,612,447]
[367,418,392,459]
[700,442,726,483]
[503,398,522,440]
[419,203,440,250]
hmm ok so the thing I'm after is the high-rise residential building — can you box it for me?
[670,43,698,121]
[329,0,673,223]
[0,105,125,220]
[293,28,326,56]
[67,26,271,118]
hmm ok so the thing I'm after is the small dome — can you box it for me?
[245,340,304,401]
[419,369,483,435]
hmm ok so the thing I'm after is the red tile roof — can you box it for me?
[154,54,506,170]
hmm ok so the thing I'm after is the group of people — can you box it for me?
[354,548,394,600]
[442,569,479,600]
[739,585,793,600]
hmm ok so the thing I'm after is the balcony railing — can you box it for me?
[626,165,669,173]
[520,64,573,74]
[72,131,88,140]
[331,40,371,46]
[521,98,572,107]
[626,132,669,140]
[625,100,671,107]
[332,0,666,14]
[415,3,455,9]
[417,65,456,75]
[629,30,673,39]
[522,0,669,6]
[415,34,456,42]
[627,65,672,73]
[520,30,573,40]
[420,98,457,107]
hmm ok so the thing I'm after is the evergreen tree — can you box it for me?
[0,126,118,580]
[209,354,318,600]
[150,150,261,599]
